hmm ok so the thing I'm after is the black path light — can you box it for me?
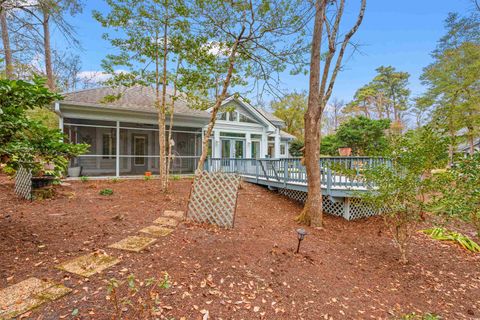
[296,228,307,254]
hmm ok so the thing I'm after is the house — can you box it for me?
[458,138,480,155]
[55,85,295,177]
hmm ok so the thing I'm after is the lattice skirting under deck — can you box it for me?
[278,188,378,220]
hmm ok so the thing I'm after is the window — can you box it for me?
[251,134,262,140]
[239,113,256,123]
[207,139,213,156]
[220,132,245,138]
[251,141,260,158]
[217,113,227,120]
[280,143,286,156]
[228,111,238,122]
[102,133,116,159]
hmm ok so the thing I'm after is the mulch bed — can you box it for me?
[0,174,479,319]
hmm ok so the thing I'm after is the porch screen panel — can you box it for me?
[65,124,119,176]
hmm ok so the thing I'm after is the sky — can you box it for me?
[57,0,475,105]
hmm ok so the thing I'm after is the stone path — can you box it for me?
[56,251,121,278]
[0,277,71,319]
[108,235,157,253]
[0,209,184,319]
[140,225,174,237]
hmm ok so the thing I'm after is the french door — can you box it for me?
[221,139,245,158]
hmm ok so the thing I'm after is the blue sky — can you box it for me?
[59,0,474,104]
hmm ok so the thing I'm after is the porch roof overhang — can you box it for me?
[55,101,210,128]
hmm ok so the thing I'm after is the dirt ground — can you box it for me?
[1,174,479,320]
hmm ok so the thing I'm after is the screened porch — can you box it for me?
[64,119,202,177]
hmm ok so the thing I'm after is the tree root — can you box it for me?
[295,207,312,226]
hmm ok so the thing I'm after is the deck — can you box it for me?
[205,157,389,220]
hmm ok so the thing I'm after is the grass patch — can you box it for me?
[99,188,114,196]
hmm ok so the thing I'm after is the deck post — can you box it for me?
[343,197,351,220]
[255,159,259,183]
[283,160,288,188]
[115,121,120,177]
[326,167,332,195]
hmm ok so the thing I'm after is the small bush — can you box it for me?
[99,188,114,196]
[143,175,152,181]
[171,175,181,181]
[106,273,170,318]
[400,312,441,320]
[80,176,89,182]
[110,178,119,183]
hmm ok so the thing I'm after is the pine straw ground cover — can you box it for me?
[0,174,479,319]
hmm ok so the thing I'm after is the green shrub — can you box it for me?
[431,153,480,237]
[0,77,89,177]
[288,139,304,157]
[80,176,89,182]
[110,178,119,183]
[171,175,181,181]
[99,188,114,196]
[143,175,152,181]
[357,127,448,263]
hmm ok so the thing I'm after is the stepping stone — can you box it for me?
[164,210,185,220]
[0,277,71,319]
[140,225,174,237]
[153,216,179,227]
[108,236,157,253]
[56,251,120,277]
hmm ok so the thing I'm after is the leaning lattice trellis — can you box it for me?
[187,171,241,228]
[14,166,33,200]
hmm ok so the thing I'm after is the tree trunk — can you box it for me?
[159,17,169,191]
[196,26,245,172]
[0,8,13,79]
[42,9,55,90]
[165,58,181,191]
[296,0,325,227]
[468,132,474,156]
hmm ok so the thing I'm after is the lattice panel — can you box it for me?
[187,171,241,228]
[278,188,378,220]
[347,198,378,220]
[278,188,307,203]
[323,197,344,217]
[14,166,32,200]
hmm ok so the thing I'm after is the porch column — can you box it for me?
[245,133,251,158]
[274,130,281,159]
[214,130,221,158]
[261,132,268,158]
[115,121,120,177]
[58,116,64,132]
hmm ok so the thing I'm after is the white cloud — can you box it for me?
[76,70,128,83]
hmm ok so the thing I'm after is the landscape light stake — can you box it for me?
[296,228,307,254]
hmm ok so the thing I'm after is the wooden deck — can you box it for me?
[206,157,389,198]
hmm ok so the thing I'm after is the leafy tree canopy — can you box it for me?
[335,116,391,156]
[0,77,88,176]
[271,91,307,137]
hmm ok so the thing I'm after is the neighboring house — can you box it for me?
[55,85,295,177]
[458,138,480,155]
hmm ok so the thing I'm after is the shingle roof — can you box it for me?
[254,106,285,124]
[62,85,210,118]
